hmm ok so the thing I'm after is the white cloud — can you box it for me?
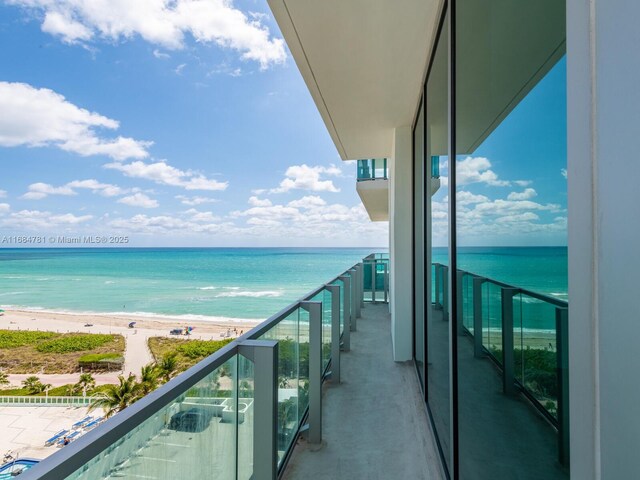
[0,190,6,198]
[514,180,532,187]
[21,179,128,199]
[456,191,489,206]
[456,157,510,187]
[1,210,92,229]
[495,212,540,223]
[561,168,567,179]
[8,0,287,69]
[287,195,327,209]
[105,160,228,191]
[21,182,77,200]
[185,209,219,222]
[153,49,170,59]
[41,10,92,43]
[0,82,151,160]
[0,203,9,214]
[174,63,187,75]
[175,195,219,206]
[248,196,272,207]
[67,179,125,197]
[118,193,159,209]
[507,188,537,201]
[270,164,341,194]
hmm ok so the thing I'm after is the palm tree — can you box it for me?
[77,373,95,396]
[158,354,178,383]
[138,363,159,396]
[89,374,139,418]
[22,375,49,394]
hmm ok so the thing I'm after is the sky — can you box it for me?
[0,0,566,248]
[432,57,568,247]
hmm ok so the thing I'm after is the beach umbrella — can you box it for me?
[128,321,136,328]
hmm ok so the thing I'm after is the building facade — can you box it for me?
[268,0,638,478]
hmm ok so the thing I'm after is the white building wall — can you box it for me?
[389,126,413,362]
[568,0,640,477]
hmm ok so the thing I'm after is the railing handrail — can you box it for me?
[0,396,92,402]
[22,256,378,480]
[432,262,568,308]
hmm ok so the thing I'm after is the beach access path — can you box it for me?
[0,309,258,387]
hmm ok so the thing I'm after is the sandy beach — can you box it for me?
[0,309,260,387]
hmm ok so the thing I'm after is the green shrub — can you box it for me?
[78,353,123,363]
[0,330,57,348]
[36,334,115,353]
[176,339,233,359]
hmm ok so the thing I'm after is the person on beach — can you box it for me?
[62,436,70,446]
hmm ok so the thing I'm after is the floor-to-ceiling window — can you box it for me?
[425,9,451,473]
[452,0,568,478]
[413,1,568,478]
[413,98,426,388]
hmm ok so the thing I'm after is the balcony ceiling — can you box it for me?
[268,0,441,160]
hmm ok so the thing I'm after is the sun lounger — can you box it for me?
[83,417,103,431]
[71,416,92,429]
[44,429,68,446]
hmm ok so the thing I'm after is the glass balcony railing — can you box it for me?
[363,254,390,303]
[431,155,440,179]
[22,256,384,480]
[357,159,388,181]
[434,263,569,465]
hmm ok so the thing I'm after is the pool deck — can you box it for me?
[0,405,94,460]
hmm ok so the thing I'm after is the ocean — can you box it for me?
[0,247,567,322]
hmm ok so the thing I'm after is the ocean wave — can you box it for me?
[1,306,260,324]
[550,292,568,297]
[198,286,218,291]
[105,281,116,285]
[215,290,283,298]
[0,291,26,297]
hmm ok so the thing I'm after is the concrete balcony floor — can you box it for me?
[283,303,444,480]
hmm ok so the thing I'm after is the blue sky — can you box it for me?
[432,57,568,247]
[0,1,565,247]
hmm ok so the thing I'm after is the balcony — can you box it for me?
[20,255,567,480]
[22,255,424,480]
[356,159,389,222]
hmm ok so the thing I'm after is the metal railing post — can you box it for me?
[501,288,518,395]
[300,301,323,444]
[556,307,570,466]
[354,265,362,319]
[370,260,377,303]
[443,266,449,318]
[456,270,465,336]
[434,264,441,310]
[238,340,278,480]
[358,262,365,309]
[326,284,341,383]
[339,275,351,351]
[383,261,389,303]
[348,268,357,331]
[473,277,485,358]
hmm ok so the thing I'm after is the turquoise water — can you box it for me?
[0,248,374,321]
[436,246,568,300]
[0,247,566,322]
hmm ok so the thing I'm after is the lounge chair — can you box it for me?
[44,429,68,446]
